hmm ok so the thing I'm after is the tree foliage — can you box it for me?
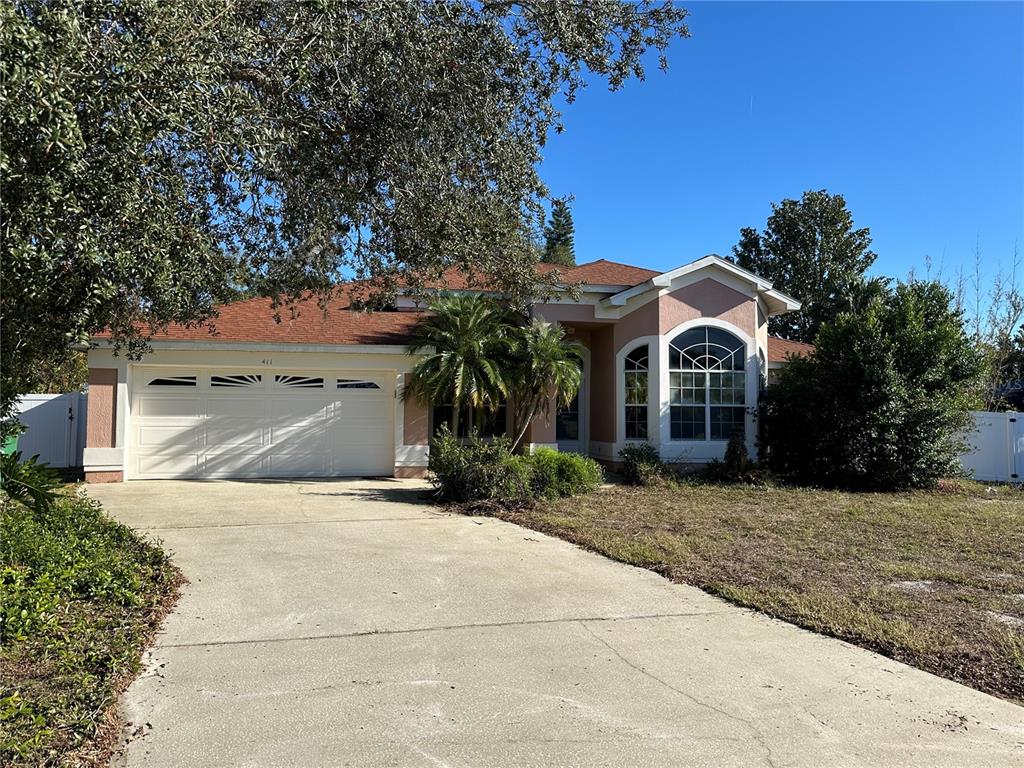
[762,280,983,491]
[506,319,584,449]
[403,294,582,451]
[403,295,513,439]
[732,190,878,343]
[542,199,576,266]
[0,0,689,418]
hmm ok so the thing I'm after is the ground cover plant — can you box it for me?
[484,479,1024,703]
[0,470,182,766]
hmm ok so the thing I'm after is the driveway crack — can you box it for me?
[159,610,729,649]
[579,621,779,768]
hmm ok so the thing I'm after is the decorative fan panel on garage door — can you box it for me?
[274,375,324,389]
[211,374,262,387]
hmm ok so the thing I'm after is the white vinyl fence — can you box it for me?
[12,393,87,468]
[959,411,1022,484]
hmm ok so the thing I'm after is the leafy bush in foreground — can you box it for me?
[428,426,602,503]
[762,280,982,490]
[0,451,60,513]
[0,491,180,766]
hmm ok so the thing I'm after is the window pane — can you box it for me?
[710,407,745,440]
[433,402,507,438]
[625,371,647,404]
[625,405,648,439]
[669,327,745,372]
[670,405,705,440]
[556,393,579,441]
[625,344,649,371]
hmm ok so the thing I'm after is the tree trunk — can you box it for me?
[511,398,538,453]
[451,400,461,441]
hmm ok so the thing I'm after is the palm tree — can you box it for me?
[404,294,513,438]
[507,320,584,451]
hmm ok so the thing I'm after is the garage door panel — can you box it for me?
[270,425,328,454]
[136,424,202,449]
[329,452,390,476]
[136,454,199,477]
[132,367,394,479]
[269,399,329,423]
[271,454,330,477]
[329,427,390,450]
[138,397,205,418]
[207,398,267,418]
[204,418,266,449]
[201,453,267,477]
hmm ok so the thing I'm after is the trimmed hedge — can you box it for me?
[428,426,602,503]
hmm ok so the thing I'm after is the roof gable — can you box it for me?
[603,255,800,316]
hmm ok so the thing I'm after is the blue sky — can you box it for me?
[539,1,1023,285]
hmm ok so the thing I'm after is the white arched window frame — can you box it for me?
[668,327,747,441]
[623,344,649,440]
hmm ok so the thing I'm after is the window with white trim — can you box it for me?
[624,345,649,440]
[669,327,746,441]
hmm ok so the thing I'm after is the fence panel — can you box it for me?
[960,411,1020,483]
[13,393,86,468]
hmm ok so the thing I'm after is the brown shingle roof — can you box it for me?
[111,261,803,349]
[423,259,660,291]
[139,293,422,346]
[767,336,814,363]
[542,259,660,286]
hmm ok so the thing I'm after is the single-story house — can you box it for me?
[84,254,811,482]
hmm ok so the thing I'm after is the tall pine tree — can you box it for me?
[543,200,576,266]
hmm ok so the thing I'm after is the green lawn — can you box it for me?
[1,490,182,766]
[484,479,1024,703]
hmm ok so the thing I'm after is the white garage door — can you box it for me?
[129,366,394,479]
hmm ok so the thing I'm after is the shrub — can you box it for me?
[428,425,532,503]
[526,448,603,499]
[762,280,982,490]
[428,426,602,503]
[618,443,670,486]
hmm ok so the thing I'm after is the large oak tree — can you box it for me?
[0,0,689,417]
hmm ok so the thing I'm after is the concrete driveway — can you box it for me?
[89,480,1022,768]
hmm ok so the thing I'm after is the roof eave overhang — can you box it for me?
[763,289,802,316]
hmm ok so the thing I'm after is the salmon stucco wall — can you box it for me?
[535,303,597,324]
[588,326,616,443]
[403,390,429,446]
[526,394,558,445]
[659,279,755,337]
[86,368,117,448]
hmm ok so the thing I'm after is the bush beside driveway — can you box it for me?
[0,490,182,767]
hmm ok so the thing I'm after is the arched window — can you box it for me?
[669,327,746,441]
[624,345,649,439]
